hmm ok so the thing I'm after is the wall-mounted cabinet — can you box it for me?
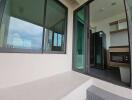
[109,18,128,34]
[110,21,118,32]
[118,19,128,30]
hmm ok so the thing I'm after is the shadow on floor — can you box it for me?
[89,67,130,88]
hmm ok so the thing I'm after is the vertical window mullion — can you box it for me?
[57,33,59,46]
[42,0,47,53]
[0,0,6,29]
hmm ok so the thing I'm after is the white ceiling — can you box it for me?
[60,0,88,8]
[75,0,88,5]
[61,0,126,23]
[90,0,126,23]
[59,0,78,8]
[127,0,132,14]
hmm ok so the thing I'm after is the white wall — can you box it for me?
[111,31,129,46]
[91,13,127,49]
[0,1,74,88]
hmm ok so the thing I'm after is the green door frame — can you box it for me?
[72,0,94,74]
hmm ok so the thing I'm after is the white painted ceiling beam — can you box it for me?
[75,0,82,4]
[75,0,87,5]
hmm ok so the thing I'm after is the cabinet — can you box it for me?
[110,18,129,47]
[109,18,128,34]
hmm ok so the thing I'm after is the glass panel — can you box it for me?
[58,34,62,47]
[53,33,58,46]
[94,33,102,65]
[127,0,132,21]
[73,7,85,71]
[44,0,67,52]
[0,0,44,51]
[126,0,132,86]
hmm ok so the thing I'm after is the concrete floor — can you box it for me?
[0,71,91,100]
[0,71,132,100]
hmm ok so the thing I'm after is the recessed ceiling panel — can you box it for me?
[90,0,126,23]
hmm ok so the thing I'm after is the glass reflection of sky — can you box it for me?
[7,17,43,49]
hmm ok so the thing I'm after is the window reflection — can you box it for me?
[53,33,58,46]
[58,34,62,47]
[0,0,67,53]
[7,17,43,49]
[44,29,64,51]
[53,33,62,47]
[43,0,67,52]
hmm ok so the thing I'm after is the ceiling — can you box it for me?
[10,0,126,27]
[127,0,132,14]
[127,0,132,7]
[61,0,126,23]
[90,0,126,23]
[60,0,88,8]
[61,0,79,6]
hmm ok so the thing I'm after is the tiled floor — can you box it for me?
[89,67,130,87]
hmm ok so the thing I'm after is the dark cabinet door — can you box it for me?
[91,31,106,69]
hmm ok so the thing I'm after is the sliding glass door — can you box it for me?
[124,0,132,87]
[73,4,90,73]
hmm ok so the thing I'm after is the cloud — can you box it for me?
[7,17,43,49]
